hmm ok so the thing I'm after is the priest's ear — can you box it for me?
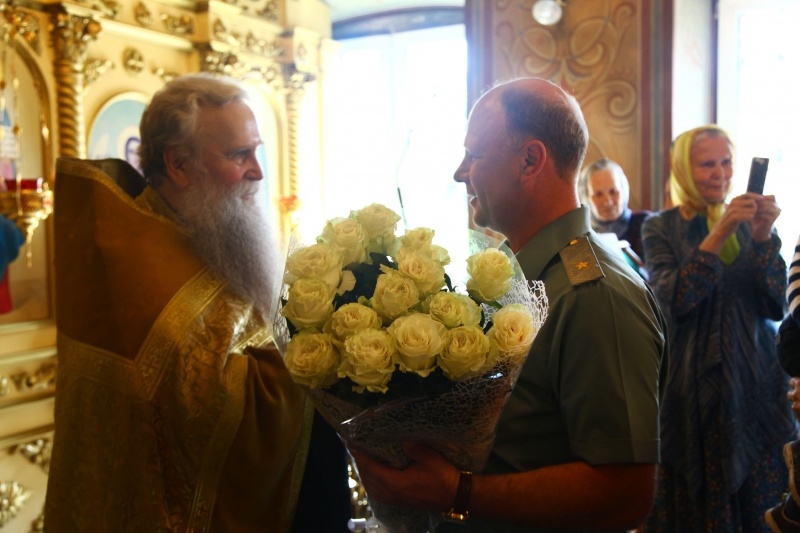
[163,146,193,188]
[522,140,546,176]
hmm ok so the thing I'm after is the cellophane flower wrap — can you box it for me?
[273,204,548,533]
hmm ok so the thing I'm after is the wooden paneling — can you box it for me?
[466,0,673,210]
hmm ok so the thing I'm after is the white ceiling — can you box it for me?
[325,0,464,22]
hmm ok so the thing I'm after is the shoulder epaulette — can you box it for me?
[558,236,605,286]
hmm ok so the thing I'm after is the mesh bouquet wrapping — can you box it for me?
[272,204,548,533]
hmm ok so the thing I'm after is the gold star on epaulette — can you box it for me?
[558,236,605,286]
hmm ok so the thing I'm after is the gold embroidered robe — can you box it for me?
[44,158,312,532]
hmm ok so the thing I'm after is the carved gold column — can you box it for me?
[281,63,314,204]
[51,11,100,158]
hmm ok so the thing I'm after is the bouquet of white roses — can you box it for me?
[272,203,547,533]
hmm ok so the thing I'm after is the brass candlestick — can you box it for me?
[0,179,53,267]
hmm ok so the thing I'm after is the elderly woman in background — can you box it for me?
[579,158,651,277]
[642,125,795,531]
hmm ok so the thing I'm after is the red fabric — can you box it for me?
[0,269,12,314]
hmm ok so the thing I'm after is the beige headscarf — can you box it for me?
[669,125,740,264]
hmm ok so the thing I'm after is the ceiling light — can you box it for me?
[531,0,565,26]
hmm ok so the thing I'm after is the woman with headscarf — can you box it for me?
[642,125,796,531]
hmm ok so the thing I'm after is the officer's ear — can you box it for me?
[163,146,192,188]
[522,139,546,176]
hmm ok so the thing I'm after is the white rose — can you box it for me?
[351,203,401,253]
[282,278,336,330]
[398,227,435,251]
[427,292,482,328]
[370,268,420,322]
[387,313,446,377]
[487,304,536,364]
[466,248,515,303]
[318,217,369,266]
[438,326,497,381]
[391,229,450,266]
[326,302,382,344]
[340,329,396,393]
[396,251,446,298]
[428,244,451,266]
[283,330,340,389]
[284,243,343,288]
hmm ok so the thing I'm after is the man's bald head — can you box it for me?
[476,78,589,182]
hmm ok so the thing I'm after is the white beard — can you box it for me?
[170,164,280,316]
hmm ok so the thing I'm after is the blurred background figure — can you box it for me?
[642,125,795,532]
[0,179,24,314]
[766,232,800,532]
[579,158,651,278]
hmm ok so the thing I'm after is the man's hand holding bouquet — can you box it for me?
[272,204,547,532]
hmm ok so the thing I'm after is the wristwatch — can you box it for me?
[442,470,473,524]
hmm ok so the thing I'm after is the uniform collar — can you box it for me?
[514,206,591,280]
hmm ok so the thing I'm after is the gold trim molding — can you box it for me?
[200,48,241,76]
[153,66,179,83]
[255,0,278,22]
[52,10,102,64]
[89,0,121,19]
[212,18,282,58]
[0,1,41,55]
[84,56,113,85]
[134,1,152,26]
[160,12,193,35]
[9,362,56,395]
[122,46,144,75]
[13,437,52,474]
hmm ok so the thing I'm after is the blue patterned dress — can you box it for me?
[642,207,796,532]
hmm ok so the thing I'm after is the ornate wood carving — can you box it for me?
[90,0,121,19]
[122,47,144,75]
[160,13,193,35]
[0,481,31,527]
[484,0,644,203]
[134,1,152,27]
[9,362,56,395]
[213,19,282,58]
[0,2,41,55]
[30,512,44,532]
[200,48,241,77]
[84,57,113,85]
[255,1,279,22]
[153,67,179,83]
[14,438,52,474]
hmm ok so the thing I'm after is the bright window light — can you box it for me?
[323,24,468,249]
[718,0,800,263]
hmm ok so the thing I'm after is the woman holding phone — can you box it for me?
[641,125,795,531]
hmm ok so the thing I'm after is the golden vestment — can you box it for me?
[45,158,312,532]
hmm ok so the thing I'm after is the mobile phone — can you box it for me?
[746,157,769,194]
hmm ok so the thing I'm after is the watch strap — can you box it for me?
[442,470,473,524]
